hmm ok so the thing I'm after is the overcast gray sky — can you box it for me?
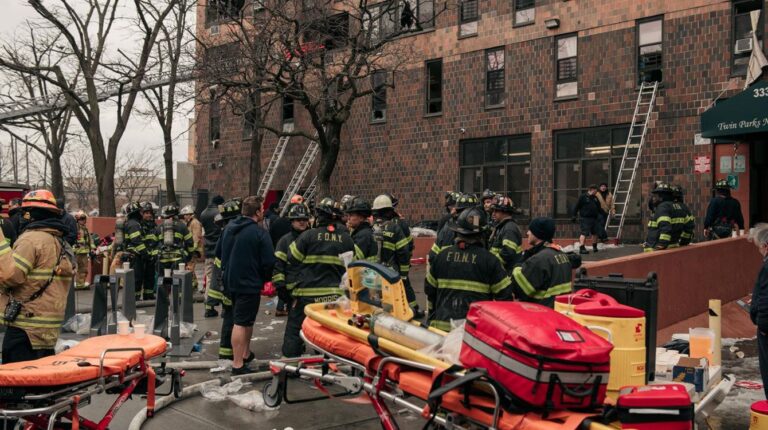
[0,0,194,182]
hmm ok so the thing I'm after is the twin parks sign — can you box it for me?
[701,80,768,139]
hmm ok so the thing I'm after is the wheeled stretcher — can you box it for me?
[0,334,182,430]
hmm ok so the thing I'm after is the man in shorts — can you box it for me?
[217,196,275,374]
[572,184,607,254]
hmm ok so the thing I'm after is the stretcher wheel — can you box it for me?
[262,381,282,407]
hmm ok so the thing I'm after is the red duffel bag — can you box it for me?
[460,301,613,411]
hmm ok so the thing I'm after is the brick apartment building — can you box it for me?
[193,0,768,241]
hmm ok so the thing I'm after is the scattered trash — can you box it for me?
[251,337,268,341]
[201,379,244,401]
[192,343,202,353]
[202,339,219,345]
[260,326,275,331]
[62,313,91,335]
[229,390,278,412]
[201,380,278,413]
[736,351,745,359]
[264,310,272,316]
[735,380,764,390]
[180,322,197,339]
[269,320,284,325]
[54,339,80,353]
[210,359,233,373]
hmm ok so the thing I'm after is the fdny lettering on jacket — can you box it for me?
[317,232,344,243]
[444,251,478,264]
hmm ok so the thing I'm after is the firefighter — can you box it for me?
[73,210,95,290]
[139,202,159,299]
[480,189,496,219]
[673,185,695,247]
[510,217,576,307]
[200,195,225,317]
[112,201,148,298]
[429,193,478,264]
[425,206,513,331]
[282,197,362,357]
[345,197,378,262]
[340,195,356,226]
[437,191,460,233]
[0,189,76,363]
[488,194,523,274]
[643,183,679,252]
[214,199,242,360]
[704,179,745,240]
[157,204,195,277]
[180,205,204,290]
[572,185,608,254]
[372,194,419,311]
[273,203,311,318]
[0,199,18,246]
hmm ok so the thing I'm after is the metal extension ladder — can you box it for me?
[605,81,659,241]
[303,175,318,203]
[279,141,319,216]
[257,135,291,198]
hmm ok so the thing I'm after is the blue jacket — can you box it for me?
[216,216,275,294]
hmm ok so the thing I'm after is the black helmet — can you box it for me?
[140,201,155,214]
[671,185,684,200]
[481,189,496,202]
[287,203,310,220]
[491,194,516,213]
[455,193,479,211]
[651,182,674,194]
[160,204,180,219]
[316,197,343,218]
[219,198,242,220]
[344,196,372,216]
[450,207,488,236]
[340,195,357,212]
[124,201,142,216]
[714,179,730,190]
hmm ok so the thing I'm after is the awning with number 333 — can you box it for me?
[700,80,768,139]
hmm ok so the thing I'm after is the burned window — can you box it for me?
[637,18,663,84]
[371,70,387,122]
[485,48,505,107]
[426,59,443,114]
[305,13,349,51]
[282,95,294,125]
[555,34,577,98]
[206,0,245,25]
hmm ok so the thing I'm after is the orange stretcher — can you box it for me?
[263,318,613,430]
[0,334,182,430]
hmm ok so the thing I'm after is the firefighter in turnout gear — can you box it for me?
[510,217,576,307]
[345,197,378,262]
[282,197,363,357]
[437,191,460,233]
[214,198,242,360]
[181,205,204,290]
[201,195,225,318]
[139,202,159,300]
[112,201,148,299]
[426,206,513,331]
[0,189,76,363]
[704,179,745,240]
[157,204,195,273]
[429,194,478,265]
[673,185,695,247]
[73,211,95,290]
[273,203,311,318]
[643,183,682,252]
[372,194,418,311]
[488,195,523,274]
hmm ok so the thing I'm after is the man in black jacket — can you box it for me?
[57,198,78,245]
[345,197,377,261]
[572,185,607,254]
[704,180,745,240]
[750,224,768,399]
[8,198,23,235]
[273,203,310,317]
[217,196,275,374]
[200,195,225,317]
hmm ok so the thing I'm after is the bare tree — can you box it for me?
[0,22,76,198]
[0,0,179,216]
[140,0,196,204]
[197,0,445,197]
[115,150,162,202]
[62,144,98,210]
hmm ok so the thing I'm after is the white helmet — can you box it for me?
[371,194,394,211]
[179,205,195,216]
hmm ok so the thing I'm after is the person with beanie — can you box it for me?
[509,217,580,307]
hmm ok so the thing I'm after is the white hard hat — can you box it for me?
[371,194,393,211]
[179,205,195,216]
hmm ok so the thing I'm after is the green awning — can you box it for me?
[701,80,768,138]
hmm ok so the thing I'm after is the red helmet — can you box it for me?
[22,189,60,213]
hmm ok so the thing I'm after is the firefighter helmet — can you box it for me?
[481,189,496,202]
[160,204,180,218]
[123,201,143,216]
[372,194,394,211]
[140,201,155,214]
[340,195,356,212]
[671,185,684,200]
[651,182,674,194]
[287,203,310,220]
[450,207,488,236]
[344,197,372,216]
[316,197,343,217]
[455,193,479,210]
[714,179,730,190]
[179,205,195,216]
[220,199,242,220]
[74,210,87,220]
[385,193,399,208]
[21,189,61,214]
[491,194,516,213]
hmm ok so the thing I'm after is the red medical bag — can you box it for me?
[617,384,693,430]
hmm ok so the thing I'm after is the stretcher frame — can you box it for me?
[0,347,182,430]
[263,331,503,430]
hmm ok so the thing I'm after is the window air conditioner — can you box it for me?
[735,37,753,54]
[210,25,220,35]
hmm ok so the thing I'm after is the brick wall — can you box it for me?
[193,0,765,240]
